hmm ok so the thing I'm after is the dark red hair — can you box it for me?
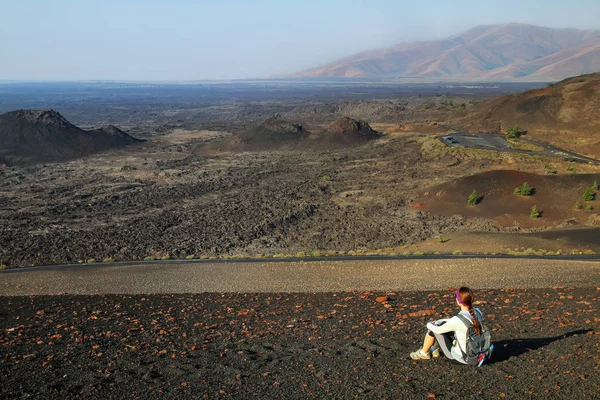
[457,287,481,334]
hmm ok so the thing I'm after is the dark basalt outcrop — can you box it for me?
[323,117,382,144]
[0,110,142,165]
[238,117,308,148]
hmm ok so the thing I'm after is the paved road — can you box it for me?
[439,126,600,164]
[1,258,599,295]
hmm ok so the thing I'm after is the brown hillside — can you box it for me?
[419,170,600,229]
[0,110,142,166]
[285,24,600,81]
[455,72,600,156]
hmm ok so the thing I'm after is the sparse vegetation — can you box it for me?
[574,202,583,210]
[438,235,447,243]
[321,175,332,182]
[469,99,477,105]
[567,165,577,174]
[102,257,115,263]
[467,189,479,206]
[586,205,594,211]
[443,99,456,108]
[592,180,599,191]
[0,264,6,270]
[544,164,557,174]
[418,135,549,164]
[514,182,533,196]
[530,205,540,219]
[86,258,96,264]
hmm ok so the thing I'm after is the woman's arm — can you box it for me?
[426,316,461,334]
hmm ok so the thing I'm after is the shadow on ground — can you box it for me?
[490,329,592,363]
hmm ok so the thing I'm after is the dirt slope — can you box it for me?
[419,170,600,229]
[455,72,600,156]
[0,110,141,165]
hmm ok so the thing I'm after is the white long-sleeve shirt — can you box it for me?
[426,308,483,364]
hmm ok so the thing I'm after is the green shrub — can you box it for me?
[505,125,526,139]
[574,202,583,210]
[102,257,115,263]
[592,180,599,191]
[530,205,540,219]
[583,187,595,202]
[86,258,96,264]
[514,182,533,196]
[438,235,447,243]
[586,204,594,211]
[467,189,479,206]
[567,165,577,174]
[321,175,332,182]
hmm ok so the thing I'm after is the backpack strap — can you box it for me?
[456,313,473,328]
[455,314,473,362]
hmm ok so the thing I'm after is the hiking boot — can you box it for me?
[431,348,440,358]
[410,349,431,360]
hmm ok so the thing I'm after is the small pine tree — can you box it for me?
[467,189,479,206]
[506,125,525,139]
[530,205,540,219]
[592,180,599,191]
[514,182,533,196]
[583,187,595,202]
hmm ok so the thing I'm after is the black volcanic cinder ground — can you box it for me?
[0,288,598,398]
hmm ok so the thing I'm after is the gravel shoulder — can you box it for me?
[1,258,600,296]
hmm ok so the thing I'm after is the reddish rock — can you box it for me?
[408,309,436,318]
[410,203,424,210]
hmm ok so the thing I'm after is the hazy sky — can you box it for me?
[2,0,600,81]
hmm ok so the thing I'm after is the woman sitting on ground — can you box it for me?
[410,286,483,363]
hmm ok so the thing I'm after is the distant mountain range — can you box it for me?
[285,23,600,81]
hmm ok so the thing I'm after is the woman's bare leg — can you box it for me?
[421,333,435,352]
